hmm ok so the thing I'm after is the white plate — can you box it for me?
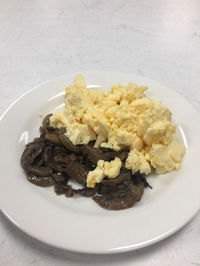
[0,71,200,254]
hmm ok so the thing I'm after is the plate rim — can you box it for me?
[1,70,200,254]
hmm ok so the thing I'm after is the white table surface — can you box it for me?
[0,0,200,265]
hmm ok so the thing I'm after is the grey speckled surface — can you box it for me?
[0,0,200,265]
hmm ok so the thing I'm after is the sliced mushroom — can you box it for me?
[129,183,144,201]
[44,146,53,162]
[44,132,61,144]
[132,171,152,188]
[62,160,88,185]
[93,182,144,210]
[21,143,45,169]
[54,184,66,195]
[52,172,65,183]
[42,114,52,130]
[53,154,70,164]
[33,137,46,144]
[27,175,54,187]
[65,185,75,197]
[21,113,151,211]
[80,144,107,164]
[27,166,52,176]
[79,187,97,197]
[39,126,46,137]
[80,144,128,165]
[58,130,80,153]
[47,161,63,172]
[114,151,128,161]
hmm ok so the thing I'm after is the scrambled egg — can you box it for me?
[50,75,185,187]
[86,157,122,188]
[149,140,186,174]
[125,149,151,175]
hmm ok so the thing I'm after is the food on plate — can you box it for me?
[21,75,185,210]
[50,75,185,176]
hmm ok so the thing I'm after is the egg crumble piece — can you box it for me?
[50,75,185,186]
[86,157,122,188]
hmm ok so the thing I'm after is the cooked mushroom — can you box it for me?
[79,187,97,197]
[93,182,144,210]
[27,175,54,187]
[42,114,52,130]
[62,160,88,185]
[54,184,66,195]
[64,185,75,197]
[52,172,65,183]
[21,113,151,211]
[21,142,45,169]
[27,166,52,176]
[80,144,108,164]
[58,129,80,153]
[44,132,61,144]
[43,146,53,162]
[80,144,128,165]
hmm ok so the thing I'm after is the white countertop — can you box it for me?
[0,0,200,265]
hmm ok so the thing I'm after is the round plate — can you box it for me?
[0,71,200,254]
